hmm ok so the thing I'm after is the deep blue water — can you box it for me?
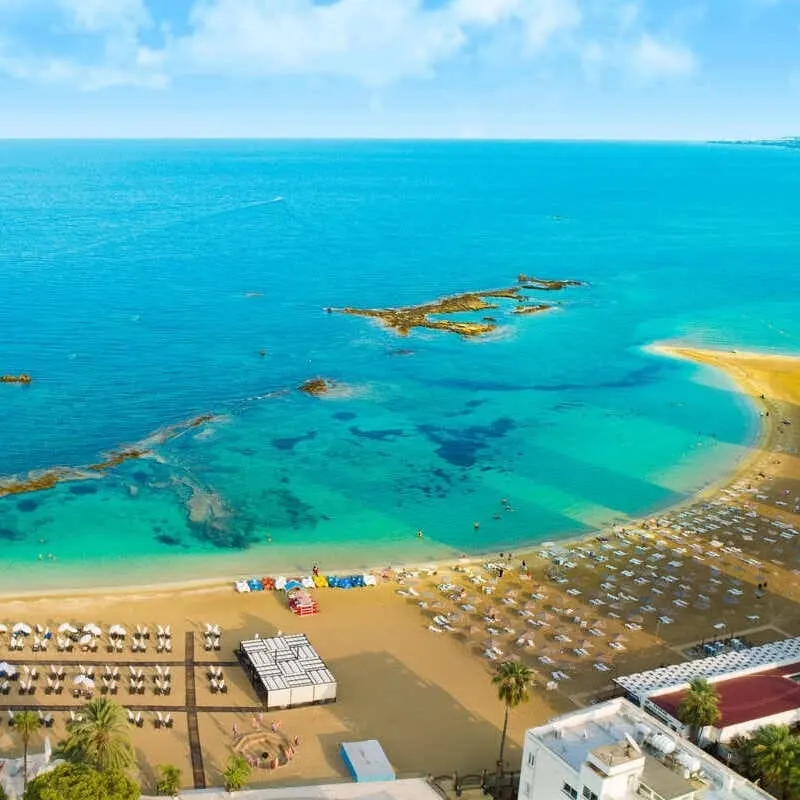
[1,140,798,588]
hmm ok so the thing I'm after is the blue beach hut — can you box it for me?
[340,740,395,782]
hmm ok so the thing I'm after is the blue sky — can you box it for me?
[0,0,798,138]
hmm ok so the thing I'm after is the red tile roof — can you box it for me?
[652,660,800,728]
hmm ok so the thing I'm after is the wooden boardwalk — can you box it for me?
[185,632,206,790]
[0,636,259,790]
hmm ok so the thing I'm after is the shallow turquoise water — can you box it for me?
[1,140,798,590]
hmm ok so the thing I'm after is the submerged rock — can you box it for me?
[298,378,331,397]
[0,412,220,498]
[1,374,32,384]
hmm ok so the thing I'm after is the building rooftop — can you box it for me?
[614,636,800,702]
[141,778,441,800]
[640,755,695,800]
[529,698,774,800]
[652,659,800,728]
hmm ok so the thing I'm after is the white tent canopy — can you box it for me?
[239,634,336,710]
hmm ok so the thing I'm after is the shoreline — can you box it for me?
[1,341,793,603]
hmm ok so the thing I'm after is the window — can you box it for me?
[582,788,599,800]
[527,751,535,767]
[562,783,578,799]
[523,781,532,797]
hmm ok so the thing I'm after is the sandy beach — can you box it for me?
[2,344,800,794]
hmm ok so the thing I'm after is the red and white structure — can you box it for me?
[614,637,800,743]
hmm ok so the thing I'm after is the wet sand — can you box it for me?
[2,345,800,794]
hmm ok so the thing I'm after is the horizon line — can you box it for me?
[0,135,754,143]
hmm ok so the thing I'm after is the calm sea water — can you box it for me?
[1,140,799,590]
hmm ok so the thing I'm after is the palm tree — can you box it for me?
[492,660,532,781]
[751,725,800,800]
[156,763,182,796]
[13,710,40,791]
[677,677,720,745]
[59,697,133,772]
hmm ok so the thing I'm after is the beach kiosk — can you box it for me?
[340,740,396,782]
[238,633,336,709]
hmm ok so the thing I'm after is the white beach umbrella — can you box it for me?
[274,576,287,590]
[58,623,77,634]
[73,674,89,685]
[0,661,12,675]
[83,623,102,636]
[12,622,32,635]
[0,624,7,633]
[109,624,126,637]
[78,634,93,646]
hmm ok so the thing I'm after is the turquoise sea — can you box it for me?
[1,140,799,592]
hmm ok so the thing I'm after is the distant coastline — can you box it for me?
[709,136,800,151]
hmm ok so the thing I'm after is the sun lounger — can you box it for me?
[427,625,443,633]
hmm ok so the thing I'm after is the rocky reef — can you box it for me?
[517,275,585,290]
[512,303,553,316]
[1,374,32,384]
[0,413,219,498]
[336,278,583,338]
[298,378,331,396]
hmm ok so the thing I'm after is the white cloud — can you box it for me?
[628,33,695,80]
[55,0,151,36]
[162,0,582,86]
[0,0,697,90]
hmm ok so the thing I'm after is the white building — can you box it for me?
[517,699,772,800]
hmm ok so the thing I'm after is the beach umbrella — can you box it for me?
[83,623,102,636]
[12,622,32,635]
[274,576,287,590]
[0,661,14,676]
[109,624,127,637]
[58,623,77,634]
[78,634,93,646]
[73,674,89,686]
[0,624,7,633]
